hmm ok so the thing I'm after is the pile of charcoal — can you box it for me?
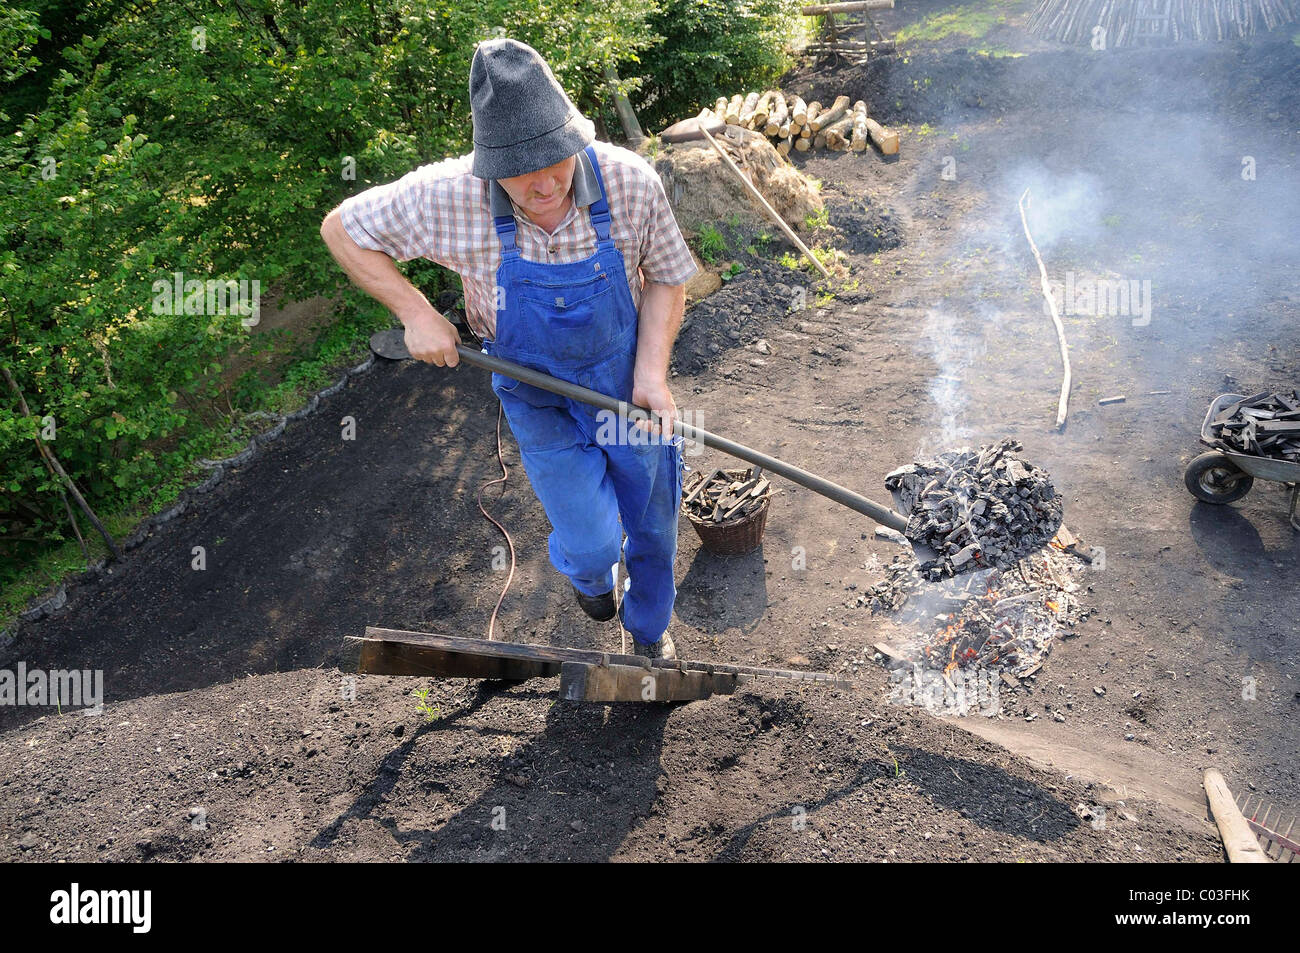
[681,467,772,523]
[1207,391,1300,461]
[887,438,1063,580]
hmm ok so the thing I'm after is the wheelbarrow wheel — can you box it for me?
[1184,452,1253,504]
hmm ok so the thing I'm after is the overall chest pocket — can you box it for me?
[515,272,624,366]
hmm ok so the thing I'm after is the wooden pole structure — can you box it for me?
[603,65,644,144]
[697,125,833,279]
[1204,769,1270,863]
[801,1,895,13]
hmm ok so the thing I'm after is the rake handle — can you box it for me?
[454,343,909,533]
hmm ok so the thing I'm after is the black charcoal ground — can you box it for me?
[888,438,1063,580]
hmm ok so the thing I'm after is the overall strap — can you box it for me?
[489,179,519,255]
[583,145,613,245]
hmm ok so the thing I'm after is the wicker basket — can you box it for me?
[686,495,771,556]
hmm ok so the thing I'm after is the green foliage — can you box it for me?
[0,0,796,598]
[720,261,745,281]
[411,686,441,722]
[695,224,727,263]
[0,0,658,586]
[631,0,799,133]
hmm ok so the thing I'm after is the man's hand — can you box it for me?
[319,209,459,366]
[633,376,677,437]
[402,308,461,367]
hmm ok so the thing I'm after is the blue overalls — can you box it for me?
[484,145,684,646]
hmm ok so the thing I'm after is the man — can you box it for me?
[320,38,696,658]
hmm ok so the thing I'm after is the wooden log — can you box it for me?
[794,137,811,151]
[850,100,868,151]
[790,95,808,128]
[753,90,777,129]
[1204,769,1270,863]
[560,660,745,703]
[714,96,728,116]
[864,115,899,154]
[801,1,895,13]
[804,100,822,132]
[765,92,789,135]
[811,94,851,132]
[737,91,761,126]
[777,136,793,156]
[823,113,856,150]
[724,94,743,124]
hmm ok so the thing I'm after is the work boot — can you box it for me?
[632,632,677,660]
[571,584,616,622]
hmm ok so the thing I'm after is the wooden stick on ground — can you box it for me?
[1204,768,1270,863]
[698,125,832,279]
[1017,189,1072,432]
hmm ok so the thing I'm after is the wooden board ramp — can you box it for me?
[351,627,850,703]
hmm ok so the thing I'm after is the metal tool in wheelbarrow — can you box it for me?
[1184,392,1300,530]
[367,328,938,550]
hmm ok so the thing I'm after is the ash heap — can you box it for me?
[889,438,1064,580]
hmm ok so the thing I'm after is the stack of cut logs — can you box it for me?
[682,467,773,523]
[706,91,899,157]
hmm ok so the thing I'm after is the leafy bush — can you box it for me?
[0,0,657,587]
[631,0,799,134]
[0,0,798,595]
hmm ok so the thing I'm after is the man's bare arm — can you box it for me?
[632,280,686,433]
[320,208,460,367]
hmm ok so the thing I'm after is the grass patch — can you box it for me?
[895,0,1020,44]
[695,224,728,264]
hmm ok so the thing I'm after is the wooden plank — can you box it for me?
[1204,768,1271,863]
[559,661,745,703]
[354,627,851,686]
[358,640,560,680]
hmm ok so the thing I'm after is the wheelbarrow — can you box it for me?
[1184,393,1300,530]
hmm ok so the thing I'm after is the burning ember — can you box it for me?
[860,527,1091,718]
[887,438,1064,580]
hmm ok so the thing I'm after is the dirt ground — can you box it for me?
[2,15,1297,862]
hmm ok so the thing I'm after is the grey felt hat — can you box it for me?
[469,38,596,180]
